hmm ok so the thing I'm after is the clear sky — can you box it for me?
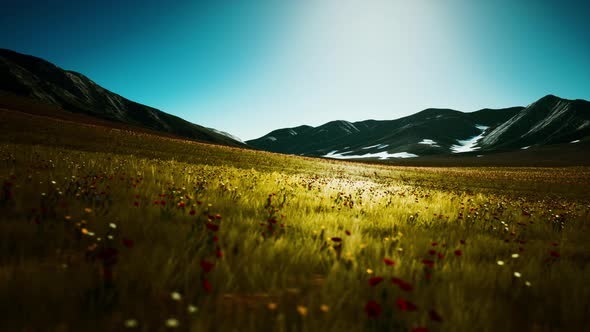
[2,0,589,140]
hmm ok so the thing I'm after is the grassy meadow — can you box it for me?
[1,109,590,332]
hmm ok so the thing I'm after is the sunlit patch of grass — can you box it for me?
[0,110,589,331]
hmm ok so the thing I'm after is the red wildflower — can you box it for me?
[133,201,139,207]
[200,260,215,273]
[437,253,444,260]
[216,248,223,258]
[412,328,428,332]
[202,278,212,293]
[369,276,385,286]
[178,202,186,208]
[460,239,466,245]
[383,258,396,266]
[400,281,414,291]
[549,251,560,258]
[391,277,403,285]
[396,297,408,311]
[212,235,219,242]
[396,297,418,312]
[428,250,437,256]
[160,200,166,206]
[364,300,382,319]
[189,209,196,216]
[454,250,463,256]
[431,242,438,246]
[206,223,220,232]
[345,230,351,236]
[391,277,413,292]
[551,242,559,247]
[331,237,342,242]
[429,309,443,322]
[422,259,435,268]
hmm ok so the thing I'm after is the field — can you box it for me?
[1,108,590,332]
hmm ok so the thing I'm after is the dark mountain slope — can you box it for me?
[480,95,590,150]
[248,95,589,160]
[247,107,521,157]
[0,48,244,147]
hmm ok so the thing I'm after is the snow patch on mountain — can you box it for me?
[264,136,277,142]
[451,125,489,153]
[362,144,389,150]
[570,140,580,143]
[524,100,570,136]
[481,111,528,146]
[578,121,590,130]
[288,129,298,136]
[418,139,436,145]
[338,121,360,134]
[521,146,530,150]
[418,139,439,147]
[387,152,419,158]
[323,151,418,160]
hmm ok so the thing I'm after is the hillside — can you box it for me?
[0,48,245,147]
[247,107,521,157]
[480,95,590,150]
[247,96,590,160]
[1,104,590,331]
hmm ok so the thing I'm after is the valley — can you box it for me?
[2,1,589,330]
[1,108,589,331]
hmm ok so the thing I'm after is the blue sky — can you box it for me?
[2,0,589,140]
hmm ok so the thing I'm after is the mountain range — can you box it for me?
[0,48,245,147]
[247,95,590,160]
[1,48,588,162]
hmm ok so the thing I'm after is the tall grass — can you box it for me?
[0,110,589,331]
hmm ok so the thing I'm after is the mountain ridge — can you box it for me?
[0,48,245,148]
[2,48,588,160]
[247,95,589,159]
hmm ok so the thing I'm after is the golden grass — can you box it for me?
[0,109,589,331]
